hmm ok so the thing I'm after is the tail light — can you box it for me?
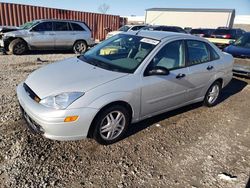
[222,34,231,39]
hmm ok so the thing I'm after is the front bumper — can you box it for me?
[17,83,99,141]
[0,39,4,48]
[233,64,250,77]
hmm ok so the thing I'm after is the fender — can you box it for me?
[87,91,141,123]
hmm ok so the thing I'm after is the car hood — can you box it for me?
[3,29,28,37]
[224,45,250,58]
[107,31,122,37]
[25,57,128,99]
[0,26,20,33]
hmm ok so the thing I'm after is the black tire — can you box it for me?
[73,40,87,54]
[204,81,222,107]
[93,105,130,145]
[9,39,27,55]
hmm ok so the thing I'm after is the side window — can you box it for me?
[130,26,145,31]
[207,44,220,61]
[71,23,85,31]
[148,40,185,70]
[32,22,52,32]
[187,40,210,65]
[54,22,69,31]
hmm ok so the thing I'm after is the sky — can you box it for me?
[1,0,250,16]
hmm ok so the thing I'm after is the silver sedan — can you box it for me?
[17,30,234,144]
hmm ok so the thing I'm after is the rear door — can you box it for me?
[70,22,90,44]
[185,40,219,101]
[29,22,55,49]
[53,21,74,49]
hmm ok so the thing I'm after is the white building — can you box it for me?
[145,8,235,28]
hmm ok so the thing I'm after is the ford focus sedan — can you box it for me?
[17,30,234,145]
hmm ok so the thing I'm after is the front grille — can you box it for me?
[23,83,41,102]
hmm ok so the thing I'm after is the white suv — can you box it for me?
[1,19,95,55]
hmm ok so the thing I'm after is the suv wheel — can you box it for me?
[9,39,27,55]
[73,40,87,54]
[93,105,130,145]
[204,81,221,107]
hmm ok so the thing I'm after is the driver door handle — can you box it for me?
[207,65,214,71]
[176,73,186,79]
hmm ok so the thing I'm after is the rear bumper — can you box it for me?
[17,83,99,141]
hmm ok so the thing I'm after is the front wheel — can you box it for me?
[9,39,27,55]
[73,40,87,54]
[93,105,130,145]
[204,81,221,107]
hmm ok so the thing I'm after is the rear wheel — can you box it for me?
[204,81,221,107]
[93,105,130,145]
[9,39,27,55]
[73,40,87,54]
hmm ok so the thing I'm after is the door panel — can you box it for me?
[140,68,189,117]
[29,22,55,49]
[53,22,74,49]
[185,40,216,101]
[186,62,215,101]
[140,40,189,117]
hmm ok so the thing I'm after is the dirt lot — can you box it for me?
[0,54,250,188]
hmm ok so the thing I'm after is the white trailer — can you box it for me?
[145,8,235,28]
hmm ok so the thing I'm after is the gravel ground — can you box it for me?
[0,53,250,188]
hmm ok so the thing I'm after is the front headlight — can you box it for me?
[40,92,84,109]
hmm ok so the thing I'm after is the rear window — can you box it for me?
[207,44,220,60]
[187,40,210,65]
[71,23,85,31]
[213,29,234,35]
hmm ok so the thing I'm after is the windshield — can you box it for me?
[234,34,250,48]
[78,34,159,73]
[19,21,40,29]
[118,25,131,32]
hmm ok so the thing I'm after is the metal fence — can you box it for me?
[0,2,127,40]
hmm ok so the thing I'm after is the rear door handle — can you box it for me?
[207,65,214,71]
[176,73,186,79]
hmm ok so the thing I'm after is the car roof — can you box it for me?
[126,30,195,41]
[125,24,145,27]
[34,19,85,23]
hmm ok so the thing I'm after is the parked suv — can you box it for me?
[190,28,215,37]
[0,19,95,55]
[211,28,245,40]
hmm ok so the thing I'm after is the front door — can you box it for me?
[140,40,189,118]
[29,22,55,49]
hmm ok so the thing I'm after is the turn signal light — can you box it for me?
[64,116,79,122]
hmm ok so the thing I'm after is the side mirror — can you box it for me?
[146,66,170,76]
